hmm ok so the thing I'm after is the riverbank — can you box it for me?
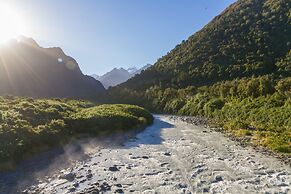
[168,115,291,165]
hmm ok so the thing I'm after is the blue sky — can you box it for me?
[8,0,236,75]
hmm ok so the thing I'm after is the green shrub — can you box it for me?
[203,98,225,117]
[164,99,186,113]
[68,104,153,135]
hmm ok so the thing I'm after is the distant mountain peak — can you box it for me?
[91,64,151,89]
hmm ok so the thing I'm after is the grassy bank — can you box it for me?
[0,96,153,171]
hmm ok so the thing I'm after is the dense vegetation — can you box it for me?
[0,96,153,170]
[106,0,291,155]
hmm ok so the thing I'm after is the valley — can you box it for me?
[0,0,290,193]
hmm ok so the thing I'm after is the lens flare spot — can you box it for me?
[66,61,77,70]
[57,58,63,63]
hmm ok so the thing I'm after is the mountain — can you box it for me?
[106,0,291,121]
[106,0,291,155]
[92,64,151,89]
[0,36,105,98]
[95,68,131,89]
[115,0,290,91]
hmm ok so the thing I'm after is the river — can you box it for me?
[0,115,290,194]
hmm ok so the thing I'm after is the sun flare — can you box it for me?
[0,4,28,44]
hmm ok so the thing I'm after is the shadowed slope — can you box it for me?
[0,37,105,98]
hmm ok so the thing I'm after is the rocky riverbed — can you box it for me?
[2,115,290,194]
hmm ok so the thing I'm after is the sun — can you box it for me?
[0,4,28,44]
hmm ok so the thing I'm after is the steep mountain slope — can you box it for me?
[0,37,105,98]
[92,64,151,89]
[117,0,290,90]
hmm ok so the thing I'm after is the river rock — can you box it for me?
[59,172,76,181]
[115,188,124,193]
[67,186,76,192]
[100,182,111,192]
[73,182,79,187]
[109,166,119,172]
[213,175,223,182]
[86,173,93,179]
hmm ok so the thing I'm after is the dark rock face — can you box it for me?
[0,36,105,98]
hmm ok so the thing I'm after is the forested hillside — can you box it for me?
[107,0,291,155]
[116,0,290,90]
